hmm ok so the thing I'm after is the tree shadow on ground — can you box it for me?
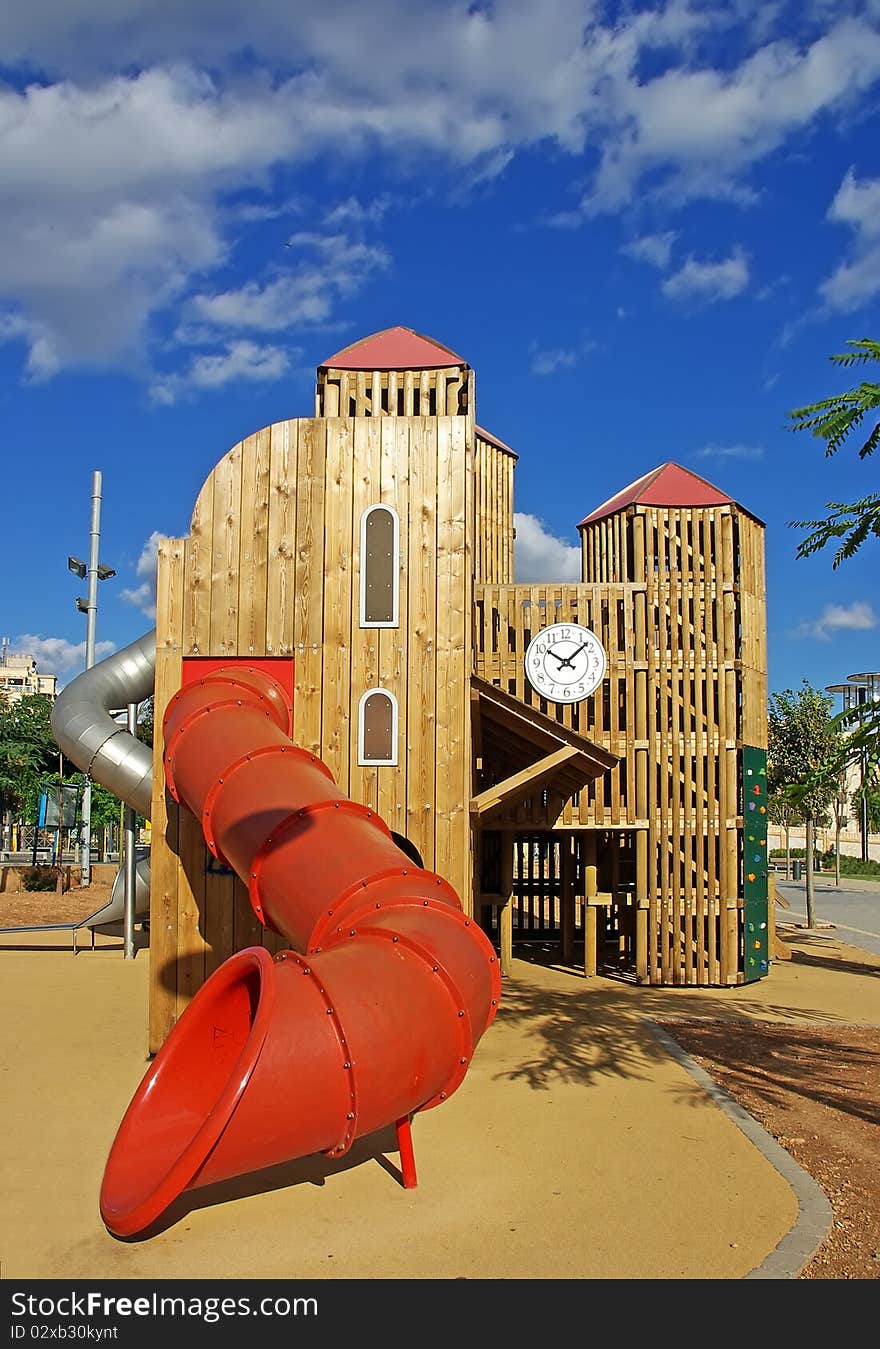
[658,1019,880,1128]
[491,955,839,1094]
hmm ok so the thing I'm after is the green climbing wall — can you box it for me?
[742,745,770,982]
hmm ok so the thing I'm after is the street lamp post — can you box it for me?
[826,672,880,865]
[68,470,115,887]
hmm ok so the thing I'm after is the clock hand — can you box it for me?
[553,641,590,670]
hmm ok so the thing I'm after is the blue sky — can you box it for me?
[1,0,878,711]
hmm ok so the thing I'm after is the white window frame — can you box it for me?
[359,503,400,628]
[357,687,399,766]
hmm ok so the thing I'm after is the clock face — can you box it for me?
[524,622,607,704]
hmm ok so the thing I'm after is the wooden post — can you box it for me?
[635,828,648,980]
[636,902,648,983]
[499,831,514,978]
[560,834,574,965]
[610,833,623,958]
[584,835,598,977]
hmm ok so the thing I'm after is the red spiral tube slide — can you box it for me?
[100,666,501,1238]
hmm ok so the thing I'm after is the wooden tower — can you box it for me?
[148,327,769,1050]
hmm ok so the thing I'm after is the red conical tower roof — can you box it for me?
[577,462,762,527]
[320,326,466,371]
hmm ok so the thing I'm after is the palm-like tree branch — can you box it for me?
[787,338,879,564]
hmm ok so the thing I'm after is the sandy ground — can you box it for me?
[2,915,879,1282]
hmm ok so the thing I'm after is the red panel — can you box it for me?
[577,461,739,527]
[180,656,294,736]
[320,325,465,371]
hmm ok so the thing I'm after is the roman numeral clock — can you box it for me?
[524,622,607,704]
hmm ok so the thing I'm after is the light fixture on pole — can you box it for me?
[827,673,880,864]
[71,471,115,887]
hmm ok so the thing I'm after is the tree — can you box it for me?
[0,693,59,838]
[767,785,802,879]
[828,773,849,888]
[768,682,843,927]
[788,337,880,568]
[787,337,880,799]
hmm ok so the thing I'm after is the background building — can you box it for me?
[0,639,57,703]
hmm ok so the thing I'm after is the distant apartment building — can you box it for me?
[0,639,57,703]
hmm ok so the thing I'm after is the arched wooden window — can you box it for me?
[357,688,398,766]
[360,504,399,627]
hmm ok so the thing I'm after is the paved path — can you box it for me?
[775,875,880,957]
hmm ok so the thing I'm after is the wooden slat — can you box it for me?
[209,443,243,657]
[148,539,184,1053]
[266,419,299,656]
[293,419,327,754]
[236,426,270,657]
[406,416,437,872]
[182,479,213,655]
[435,416,470,905]
[471,746,582,816]
[321,420,355,786]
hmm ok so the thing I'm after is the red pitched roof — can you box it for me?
[320,326,466,371]
[577,462,762,527]
[476,424,518,459]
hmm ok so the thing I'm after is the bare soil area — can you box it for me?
[0,880,115,927]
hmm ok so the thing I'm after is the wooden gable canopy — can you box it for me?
[470,677,619,819]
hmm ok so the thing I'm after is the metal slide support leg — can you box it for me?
[396,1116,418,1189]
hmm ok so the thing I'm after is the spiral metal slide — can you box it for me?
[99,663,501,1238]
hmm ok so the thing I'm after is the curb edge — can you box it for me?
[644,1019,833,1280]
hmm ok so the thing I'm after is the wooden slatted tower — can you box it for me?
[148,325,769,1049]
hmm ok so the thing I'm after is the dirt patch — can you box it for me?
[659,998,880,1279]
[0,881,115,928]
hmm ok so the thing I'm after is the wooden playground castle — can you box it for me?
[148,326,769,1053]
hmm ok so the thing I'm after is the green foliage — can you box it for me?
[770,847,880,878]
[20,865,60,891]
[0,693,58,816]
[62,771,126,831]
[767,785,802,827]
[767,682,842,816]
[837,853,880,879]
[788,337,880,568]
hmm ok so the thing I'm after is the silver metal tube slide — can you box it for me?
[50,629,156,820]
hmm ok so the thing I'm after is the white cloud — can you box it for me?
[694,442,764,460]
[119,531,163,618]
[586,17,880,211]
[620,231,677,269]
[12,633,116,679]
[514,513,581,583]
[529,336,598,376]
[662,248,750,304]
[150,341,291,405]
[530,347,579,377]
[185,233,390,334]
[796,601,878,641]
[819,168,880,312]
[1,5,880,380]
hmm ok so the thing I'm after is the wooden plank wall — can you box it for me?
[737,515,768,750]
[149,414,473,1051]
[473,583,645,832]
[474,502,767,986]
[474,433,515,584]
[315,366,471,419]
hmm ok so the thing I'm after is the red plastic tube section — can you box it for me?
[100,666,501,1238]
